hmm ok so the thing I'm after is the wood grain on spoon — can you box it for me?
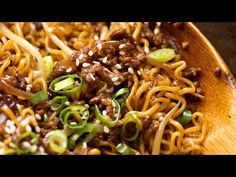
[162,22,236,154]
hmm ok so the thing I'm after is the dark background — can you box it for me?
[194,22,236,76]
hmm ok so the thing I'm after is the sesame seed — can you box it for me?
[9,124,16,133]
[66,67,72,73]
[9,143,16,148]
[102,57,107,64]
[74,80,79,86]
[31,145,37,153]
[128,67,134,74]
[119,43,126,49]
[83,142,87,149]
[154,28,159,35]
[20,119,29,127]
[65,101,70,106]
[119,51,125,55]
[115,64,122,69]
[96,43,102,50]
[0,113,6,124]
[102,110,107,116]
[95,120,101,124]
[26,125,32,132]
[111,76,119,82]
[156,22,161,27]
[70,122,77,125]
[103,126,110,134]
[76,58,80,66]
[26,84,32,92]
[24,77,29,84]
[182,41,189,49]
[92,61,100,64]
[2,104,8,110]
[35,114,41,120]
[4,127,11,134]
[137,71,141,75]
[16,104,22,111]
[144,47,150,54]
[22,141,31,148]
[88,51,94,56]
[82,63,91,68]
[4,75,10,79]
[114,113,118,117]
[89,74,96,81]
[6,120,14,126]
[106,87,113,93]
[114,81,121,86]
[45,131,54,138]
[94,35,99,40]
[79,53,84,60]
[39,146,44,153]
[35,126,40,133]
[84,104,89,108]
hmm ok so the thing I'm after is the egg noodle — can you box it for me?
[0,22,207,155]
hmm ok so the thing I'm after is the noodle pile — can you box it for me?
[0,22,207,155]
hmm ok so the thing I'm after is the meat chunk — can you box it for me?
[110,29,127,40]
[214,66,221,78]
[80,62,121,92]
[40,116,59,136]
[183,67,202,79]
[119,53,146,69]
[89,95,103,105]
[34,101,51,117]
[33,22,43,30]
[52,59,77,79]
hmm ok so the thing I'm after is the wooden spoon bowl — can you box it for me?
[162,22,236,154]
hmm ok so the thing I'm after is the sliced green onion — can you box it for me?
[59,105,89,129]
[43,114,49,122]
[68,123,98,150]
[50,96,68,111]
[116,143,133,155]
[177,110,192,126]
[48,130,67,154]
[2,148,16,155]
[122,113,142,141]
[148,48,175,64]
[15,132,38,155]
[112,88,129,108]
[49,74,84,96]
[31,90,48,105]
[54,77,75,91]
[94,99,121,128]
[42,55,54,78]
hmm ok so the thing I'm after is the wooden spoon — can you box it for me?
[162,22,236,154]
